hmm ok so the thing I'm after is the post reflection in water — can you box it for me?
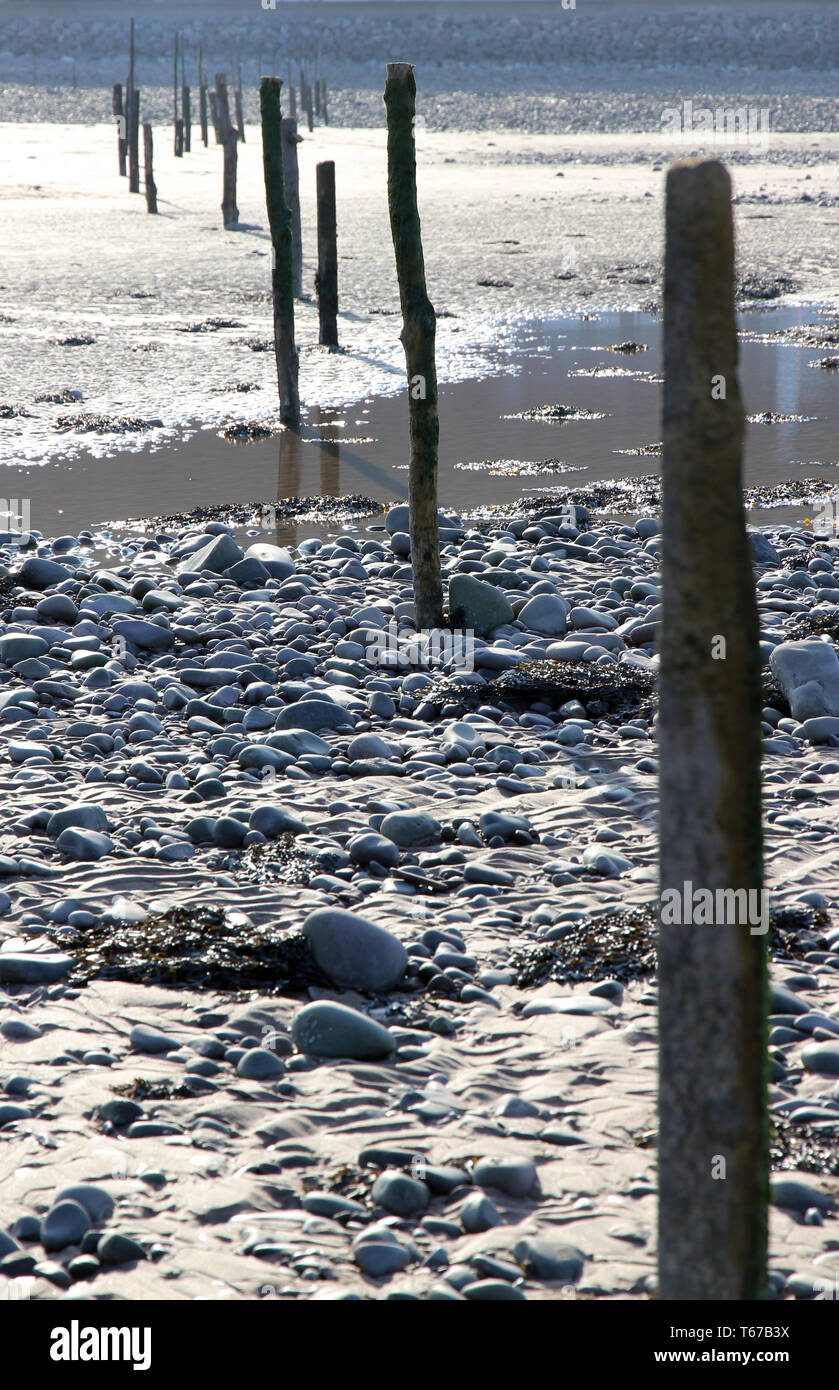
[275,425,304,549]
[315,405,341,499]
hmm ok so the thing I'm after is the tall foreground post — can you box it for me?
[315,161,338,348]
[281,119,303,298]
[215,74,239,228]
[260,77,300,427]
[658,158,767,1301]
[384,62,443,631]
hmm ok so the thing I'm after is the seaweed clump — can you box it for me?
[50,904,331,995]
[512,903,833,992]
[416,657,656,722]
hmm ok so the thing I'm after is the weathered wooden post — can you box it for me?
[126,18,139,194]
[173,33,181,156]
[143,123,158,214]
[321,77,328,125]
[181,37,191,153]
[209,89,220,145]
[289,83,297,121]
[314,74,321,119]
[384,62,443,631]
[175,118,184,158]
[316,161,338,348]
[215,73,239,227]
[130,89,140,195]
[199,42,208,147]
[235,58,245,143]
[658,158,768,1302]
[305,80,314,133]
[281,118,303,298]
[260,76,300,427]
[113,83,127,176]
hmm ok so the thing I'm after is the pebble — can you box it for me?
[291,1001,396,1059]
[371,1170,431,1217]
[41,1200,91,1251]
[460,1192,503,1232]
[302,907,407,992]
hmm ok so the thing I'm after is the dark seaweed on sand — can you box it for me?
[770,1119,839,1178]
[416,657,656,721]
[512,904,833,989]
[135,494,384,531]
[52,905,331,994]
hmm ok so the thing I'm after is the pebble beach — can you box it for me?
[1,0,839,1315]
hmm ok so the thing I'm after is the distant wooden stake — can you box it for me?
[209,89,221,145]
[281,118,303,298]
[199,42,208,147]
[289,84,297,121]
[215,73,239,228]
[129,90,140,195]
[305,81,314,133]
[260,77,300,427]
[143,123,158,214]
[321,78,328,125]
[175,118,184,158]
[315,161,338,348]
[126,18,139,194]
[658,157,768,1302]
[182,86,191,152]
[113,83,126,176]
[173,34,180,156]
[235,85,246,144]
[384,62,443,631]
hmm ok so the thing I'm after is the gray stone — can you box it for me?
[513,1237,585,1282]
[302,907,407,992]
[47,804,110,837]
[56,828,113,860]
[474,1157,537,1198]
[518,593,569,637]
[179,533,244,575]
[771,1176,835,1213]
[267,729,331,757]
[348,832,400,869]
[97,1232,147,1265]
[112,618,174,652]
[0,634,49,663]
[55,1185,115,1224]
[41,1200,91,1252]
[769,640,839,720]
[463,1280,526,1301]
[0,953,73,984]
[236,1048,285,1081]
[461,1192,503,1233]
[748,531,781,565]
[292,1001,395,1059]
[243,543,295,579]
[130,1024,179,1055]
[380,810,441,847]
[449,574,514,639]
[19,556,72,590]
[372,1170,431,1217]
[353,1239,412,1277]
[275,700,354,731]
[249,805,307,837]
[801,1043,839,1076]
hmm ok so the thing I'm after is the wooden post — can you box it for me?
[305,80,314,133]
[235,86,246,144]
[209,89,221,145]
[126,19,139,194]
[215,73,239,228]
[289,83,297,122]
[321,77,328,126]
[260,77,300,427]
[199,43,208,147]
[314,74,321,119]
[173,33,180,156]
[658,158,767,1302]
[113,84,126,176]
[182,86,191,152]
[143,123,158,214]
[384,62,443,631]
[282,119,303,298]
[316,161,338,348]
[175,118,184,158]
[130,89,140,194]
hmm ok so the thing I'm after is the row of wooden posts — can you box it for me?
[105,57,768,1299]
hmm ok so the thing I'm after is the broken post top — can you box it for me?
[386,62,415,81]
